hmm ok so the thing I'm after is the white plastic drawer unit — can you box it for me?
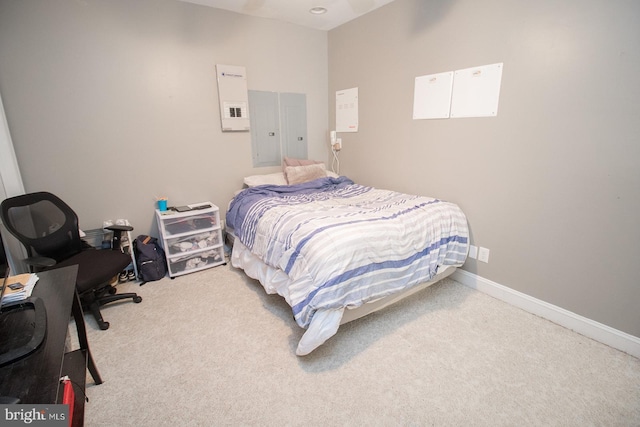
[155,202,226,278]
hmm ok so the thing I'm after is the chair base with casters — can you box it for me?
[0,191,143,331]
[90,292,142,330]
[54,239,143,330]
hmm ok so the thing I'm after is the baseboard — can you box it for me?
[452,269,640,359]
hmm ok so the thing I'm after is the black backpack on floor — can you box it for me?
[134,235,167,284]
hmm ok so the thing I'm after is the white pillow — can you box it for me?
[243,172,288,187]
[243,169,340,187]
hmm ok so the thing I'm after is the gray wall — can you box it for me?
[1,0,638,339]
[329,0,640,337]
[0,0,328,236]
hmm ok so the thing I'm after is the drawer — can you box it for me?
[165,231,220,256]
[162,213,218,236]
[167,247,225,276]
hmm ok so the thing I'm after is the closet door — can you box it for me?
[0,95,24,198]
[280,93,307,160]
[0,92,27,272]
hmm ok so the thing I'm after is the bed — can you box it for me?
[226,165,469,355]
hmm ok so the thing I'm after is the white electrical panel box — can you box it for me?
[216,64,250,132]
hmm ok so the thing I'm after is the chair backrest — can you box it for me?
[0,192,83,262]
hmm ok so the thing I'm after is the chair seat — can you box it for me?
[55,249,132,293]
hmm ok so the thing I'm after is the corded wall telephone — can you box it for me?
[330,130,341,151]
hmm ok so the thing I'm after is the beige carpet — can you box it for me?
[72,263,640,426]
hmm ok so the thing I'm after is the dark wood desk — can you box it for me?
[0,265,102,426]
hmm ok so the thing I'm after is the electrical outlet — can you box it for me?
[468,245,478,259]
[478,247,490,263]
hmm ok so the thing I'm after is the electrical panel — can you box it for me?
[216,64,250,132]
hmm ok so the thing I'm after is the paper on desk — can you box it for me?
[1,274,39,306]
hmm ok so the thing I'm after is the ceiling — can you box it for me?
[177,0,396,31]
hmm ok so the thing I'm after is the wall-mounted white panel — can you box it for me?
[216,64,250,131]
[336,87,358,132]
[413,71,454,120]
[450,63,503,118]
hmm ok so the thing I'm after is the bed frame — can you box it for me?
[229,235,457,355]
[339,265,456,325]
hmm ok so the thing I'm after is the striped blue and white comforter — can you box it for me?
[227,176,469,331]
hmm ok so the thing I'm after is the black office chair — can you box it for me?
[0,191,142,330]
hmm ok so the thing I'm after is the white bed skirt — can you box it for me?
[231,238,456,356]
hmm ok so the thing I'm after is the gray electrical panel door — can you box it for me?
[280,93,307,160]
[248,90,280,167]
